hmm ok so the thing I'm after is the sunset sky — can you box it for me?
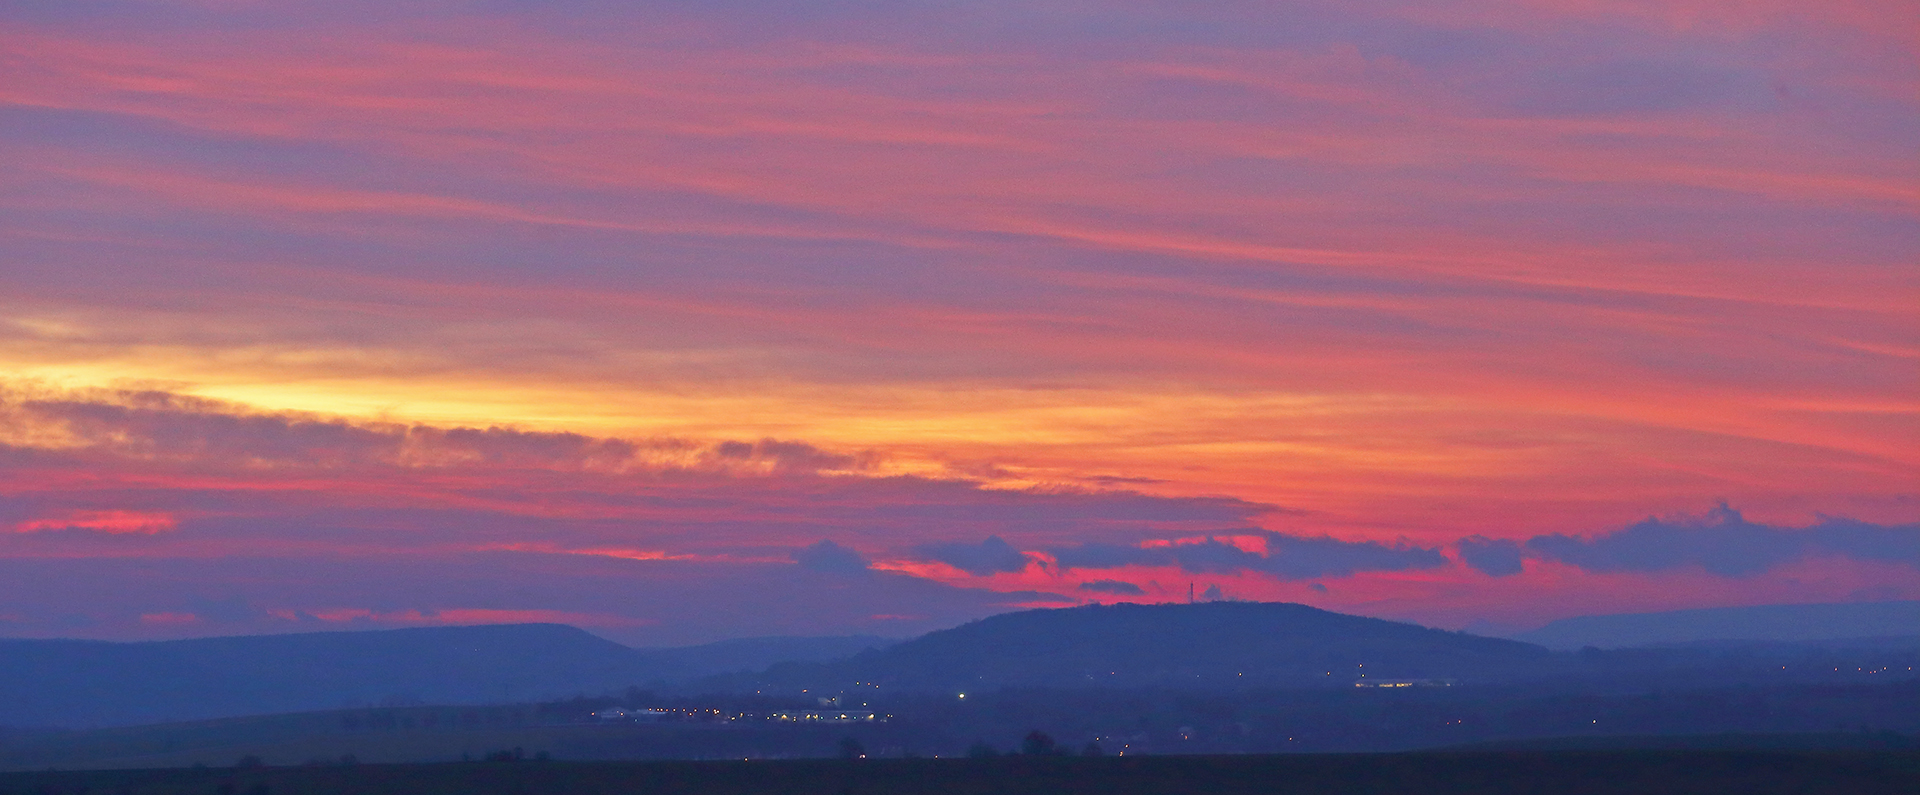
[2,0,1915,646]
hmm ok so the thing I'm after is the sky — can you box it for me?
[1,0,1915,646]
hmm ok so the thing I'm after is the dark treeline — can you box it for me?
[1,752,1916,795]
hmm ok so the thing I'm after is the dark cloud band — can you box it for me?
[1519,504,1919,577]
[1452,504,1920,579]
[913,536,1031,576]
[1045,531,1446,581]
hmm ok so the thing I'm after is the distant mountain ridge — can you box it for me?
[738,601,1551,693]
[1513,601,1920,649]
[0,625,893,728]
[0,604,1556,727]
[15,600,1906,731]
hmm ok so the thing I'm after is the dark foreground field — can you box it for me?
[2,751,1916,795]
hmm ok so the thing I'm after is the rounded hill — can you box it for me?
[759,602,1550,693]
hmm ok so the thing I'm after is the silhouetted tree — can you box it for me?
[1082,741,1105,757]
[1021,731,1058,756]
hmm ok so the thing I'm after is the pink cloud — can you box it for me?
[138,611,199,625]
[0,2,1911,641]
[16,510,177,535]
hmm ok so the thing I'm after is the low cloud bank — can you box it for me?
[1076,579,1146,595]
[1523,504,1918,576]
[1458,504,1920,578]
[914,536,1031,576]
[793,540,871,574]
[1456,536,1526,577]
[1045,531,1446,580]
[918,504,1919,587]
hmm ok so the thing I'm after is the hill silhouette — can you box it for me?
[0,625,892,728]
[744,602,1552,693]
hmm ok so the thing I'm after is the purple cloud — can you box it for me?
[1523,504,1920,577]
[1457,535,1526,577]
[1047,532,1446,580]
[1076,579,1146,596]
[913,536,1031,576]
[792,539,870,574]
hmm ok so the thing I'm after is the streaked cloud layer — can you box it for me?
[1,1,1914,641]
[1,386,1911,642]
